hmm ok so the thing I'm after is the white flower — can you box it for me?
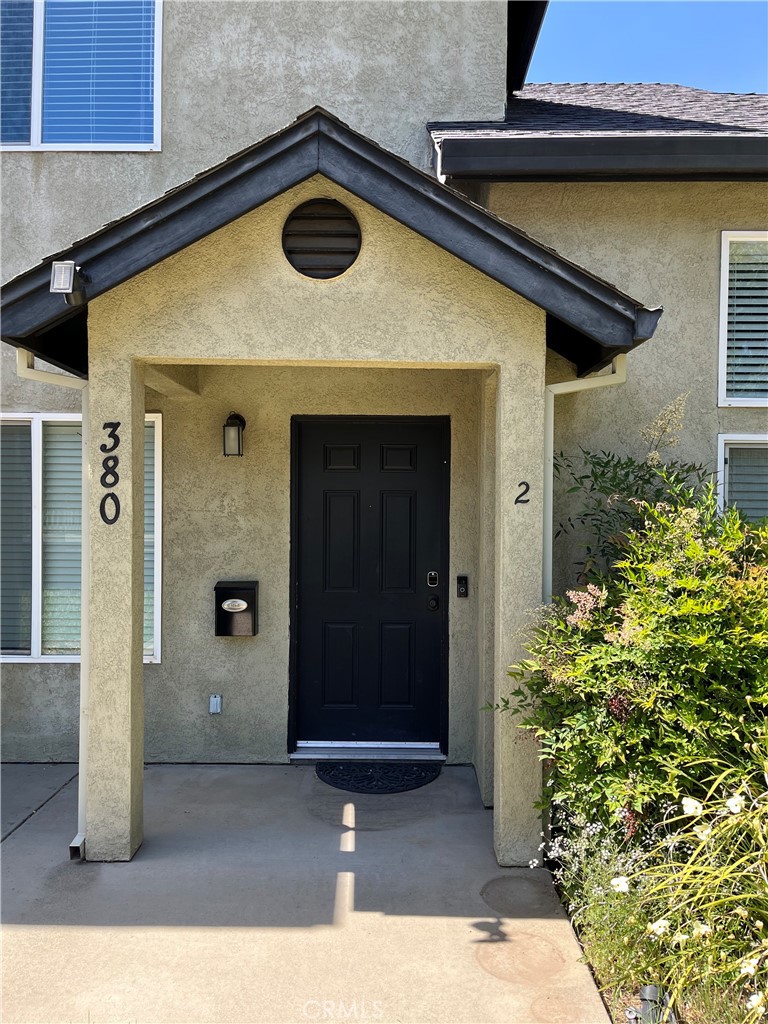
[739,956,760,977]
[727,794,746,815]
[748,992,765,1010]
[681,797,703,816]
[610,876,630,894]
[648,919,671,937]
[528,859,539,869]
[691,921,713,940]
[672,931,690,948]
[693,823,713,842]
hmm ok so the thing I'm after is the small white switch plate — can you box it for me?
[209,694,222,714]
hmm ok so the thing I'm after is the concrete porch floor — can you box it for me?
[1,764,610,1024]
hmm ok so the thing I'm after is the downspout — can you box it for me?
[15,350,89,859]
[543,354,627,603]
[70,383,89,859]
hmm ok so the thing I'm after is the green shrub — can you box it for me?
[628,736,768,1022]
[510,408,768,1020]
[555,448,708,580]
[550,745,768,1023]
[501,491,768,828]
[554,395,709,580]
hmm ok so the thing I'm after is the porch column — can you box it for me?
[85,357,145,861]
[493,365,545,866]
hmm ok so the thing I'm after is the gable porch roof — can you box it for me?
[0,107,662,378]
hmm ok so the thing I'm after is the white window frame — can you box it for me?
[716,432,768,514]
[0,411,162,664]
[718,230,768,409]
[1,0,162,153]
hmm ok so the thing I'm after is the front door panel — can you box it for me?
[293,417,449,744]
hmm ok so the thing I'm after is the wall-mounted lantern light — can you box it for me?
[223,412,246,457]
[50,260,87,306]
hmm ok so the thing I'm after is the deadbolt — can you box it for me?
[428,596,440,611]
[427,571,439,587]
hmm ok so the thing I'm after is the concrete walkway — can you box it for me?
[1,764,610,1024]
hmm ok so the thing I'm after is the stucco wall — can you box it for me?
[3,179,546,861]
[0,0,506,284]
[143,365,483,765]
[77,176,545,860]
[491,181,768,592]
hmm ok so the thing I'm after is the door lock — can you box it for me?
[427,596,440,611]
[427,571,439,587]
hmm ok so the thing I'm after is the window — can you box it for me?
[0,413,161,661]
[718,435,768,522]
[719,231,768,407]
[0,0,161,151]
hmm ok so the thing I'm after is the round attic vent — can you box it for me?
[282,199,361,279]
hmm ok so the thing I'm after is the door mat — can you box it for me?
[315,761,441,795]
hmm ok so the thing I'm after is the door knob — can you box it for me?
[427,571,438,587]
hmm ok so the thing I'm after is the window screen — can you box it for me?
[42,0,156,144]
[143,420,155,656]
[726,240,768,402]
[0,423,33,653]
[726,446,768,522]
[0,417,159,658]
[0,0,33,144]
[42,422,82,653]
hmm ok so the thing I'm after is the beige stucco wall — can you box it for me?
[144,365,485,765]
[491,181,768,592]
[0,0,506,285]
[4,177,546,861]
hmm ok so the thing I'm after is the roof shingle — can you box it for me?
[510,83,768,136]
[432,83,768,137]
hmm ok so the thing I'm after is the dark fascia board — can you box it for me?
[1,106,661,377]
[429,131,768,180]
[506,2,549,99]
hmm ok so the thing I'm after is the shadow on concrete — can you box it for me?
[2,764,612,1023]
[1,764,563,930]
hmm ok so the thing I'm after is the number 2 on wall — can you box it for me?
[515,481,530,505]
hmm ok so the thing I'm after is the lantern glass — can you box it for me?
[223,413,245,456]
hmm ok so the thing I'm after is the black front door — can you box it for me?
[291,417,449,746]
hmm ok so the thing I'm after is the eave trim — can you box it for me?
[429,131,768,180]
[1,107,662,377]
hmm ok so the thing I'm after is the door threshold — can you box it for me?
[291,744,446,763]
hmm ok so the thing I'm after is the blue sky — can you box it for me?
[527,1,768,93]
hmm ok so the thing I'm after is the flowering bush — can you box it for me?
[629,740,768,1022]
[501,491,768,828]
[507,417,768,1021]
[540,736,767,1022]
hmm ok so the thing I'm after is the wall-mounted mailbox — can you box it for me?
[214,580,258,636]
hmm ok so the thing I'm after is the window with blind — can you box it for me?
[0,415,161,660]
[0,0,160,150]
[719,232,768,407]
[719,436,768,524]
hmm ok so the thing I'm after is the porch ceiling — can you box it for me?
[0,107,661,378]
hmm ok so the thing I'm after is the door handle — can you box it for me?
[427,571,439,587]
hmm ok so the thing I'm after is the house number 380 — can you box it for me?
[99,422,121,525]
